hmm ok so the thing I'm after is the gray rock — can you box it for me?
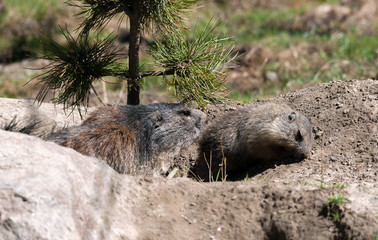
[0,98,93,137]
[0,130,133,240]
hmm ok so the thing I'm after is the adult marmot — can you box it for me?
[191,103,314,181]
[33,103,206,175]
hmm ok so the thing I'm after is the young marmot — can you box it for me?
[191,103,314,181]
[46,103,207,175]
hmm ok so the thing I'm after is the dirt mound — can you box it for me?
[292,0,378,34]
[180,78,378,239]
[195,79,377,211]
[292,4,351,33]
[130,178,376,240]
[276,79,377,185]
[276,79,378,215]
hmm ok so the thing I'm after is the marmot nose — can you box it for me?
[295,130,303,142]
[296,152,306,159]
[300,149,311,159]
[294,147,310,159]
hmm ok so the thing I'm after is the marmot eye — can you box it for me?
[179,110,191,116]
[288,112,296,122]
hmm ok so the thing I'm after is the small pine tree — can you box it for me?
[35,0,235,111]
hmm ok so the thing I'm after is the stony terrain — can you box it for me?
[0,79,377,239]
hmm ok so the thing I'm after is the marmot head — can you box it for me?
[145,104,207,158]
[267,110,314,160]
[240,104,314,162]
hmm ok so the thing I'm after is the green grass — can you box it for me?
[2,0,62,22]
[324,194,349,222]
[326,194,347,206]
[189,1,377,101]
[228,8,377,60]
[231,8,304,44]
[229,85,280,103]
[0,0,65,61]
[316,179,327,189]
[332,32,378,60]
[333,183,346,190]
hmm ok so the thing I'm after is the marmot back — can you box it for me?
[47,103,206,175]
[191,103,314,181]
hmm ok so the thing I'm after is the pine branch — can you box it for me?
[33,27,123,112]
[68,0,126,35]
[140,0,200,31]
[70,0,200,34]
[148,20,236,107]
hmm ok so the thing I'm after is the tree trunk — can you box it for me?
[127,10,141,105]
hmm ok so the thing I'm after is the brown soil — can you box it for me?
[128,177,376,240]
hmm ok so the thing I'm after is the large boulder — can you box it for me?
[0,130,123,239]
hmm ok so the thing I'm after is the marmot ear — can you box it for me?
[149,112,164,126]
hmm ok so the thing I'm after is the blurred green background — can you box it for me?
[0,0,377,104]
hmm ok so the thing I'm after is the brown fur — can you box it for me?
[47,103,206,175]
[63,123,139,174]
